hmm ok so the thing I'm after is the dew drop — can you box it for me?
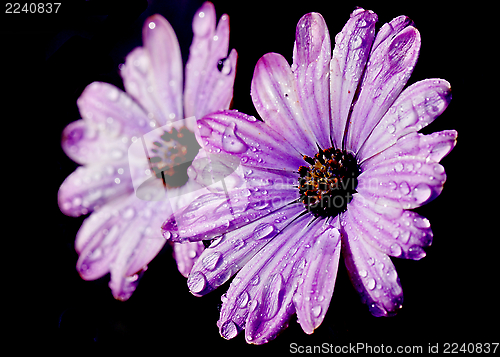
[399,181,411,195]
[367,278,376,290]
[359,269,368,277]
[106,87,120,101]
[312,305,322,318]
[122,207,135,220]
[394,162,404,172]
[222,122,248,154]
[202,252,222,271]
[351,36,363,49]
[220,320,238,340]
[187,271,207,293]
[236,291,250,308]
[412,183,432,204]
[390,243,402,257]
[387,124,396,134]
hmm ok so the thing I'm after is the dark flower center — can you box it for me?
[298,148,359,217]
[149,126,200,188]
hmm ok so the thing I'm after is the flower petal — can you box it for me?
[341,219,403,316]
[173,241,205,278]
[251,53,317,157]
[121,15,183,126]
[58,159,133,217]
[75,194,169,300]
[330,9,378,149]
[184,2,237,119]
[75,81,153,150]
[292,12,332,149]
[162,168,300,242]
[358,79,452,160]
[187,203,305,296]
[195,110,305,172]
[216,213,326,344]
[343,195,433,260]
[357,130,457,209]
[345,23,420,152]
[294,219,341,334]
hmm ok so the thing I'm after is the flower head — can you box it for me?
[161,9,456,343]
[58,2,237,300]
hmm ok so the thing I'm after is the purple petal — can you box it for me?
[184,2,237,118]
[58,160,133,217]
[341,219,403,316]
[358,79,452,160]
[291,12,332,149]
[173,241,205,278]
[162,167,300,242]
[75,194,169,289]
[251,53,318,157]
[294,219,341,334]
[187,203,305,296]
[195,110,305,172]
[120,15,183,126]
[357,130,457,209]
[216,213,327,344]
[330,9,378,149]
[76,82,153,143]
[343,195,433,260]
[345,24,420,152]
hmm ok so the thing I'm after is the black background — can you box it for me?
[4,0,496,353]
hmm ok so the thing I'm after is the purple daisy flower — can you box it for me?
[161,8,457,343]
[58,2,237,300]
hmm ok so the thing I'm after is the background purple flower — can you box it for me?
[162,8,457,344]
[57,2,237,300]
[17,0,494,351]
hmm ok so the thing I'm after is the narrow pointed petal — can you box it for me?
[194,110,305,172]
[357,130,457,209]
[341,220,403,316]
[184,2,237,118]
[292,12,332,149]
[173,241,205,278]
[344,195,433,260]
[330,9,378,149]
[294,220,341,334]
[345,24,420,152]
[58,160,133,217]
[358,79,452,160]
[251,53,317,157]
[187,203,305,296]
[215,213,325,344]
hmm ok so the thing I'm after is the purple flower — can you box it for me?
[58,2,237,300]
[161,9,457,343]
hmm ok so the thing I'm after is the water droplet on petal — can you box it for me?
[367,278,376,290]
[202,252,222,271]
[387,124,396,134]
[236,291,250,308]
[122,207,135,220]
[222,122,247,154]
[253,223,275,240]
[220,320,238,340]
[412,183,432,204]
[312,305,322,318]
[390,243,402,257]
[359,269,367,277]
[351,36,363,49]
[394,162,404,172]
[399,181,411,195]
[187,271,207,293]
